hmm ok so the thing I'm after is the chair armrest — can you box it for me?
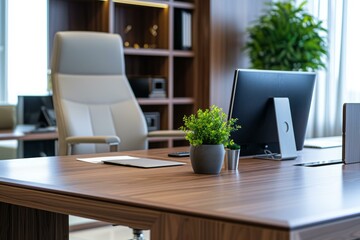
[66,136,120,145]
[147,130,185,138]
[65,136,120,155]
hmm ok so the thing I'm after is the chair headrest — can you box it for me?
[51,31,125,75]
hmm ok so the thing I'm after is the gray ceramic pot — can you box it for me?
[190,144,225,174]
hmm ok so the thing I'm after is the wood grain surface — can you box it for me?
[0,202,68,240]
[0,126,58,141]
[1,147,360,239]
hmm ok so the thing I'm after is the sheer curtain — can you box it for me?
[342,1,360,103]
[302,0,347,138]
[299,0,360,138]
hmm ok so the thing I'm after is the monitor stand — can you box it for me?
[256,97,298,160]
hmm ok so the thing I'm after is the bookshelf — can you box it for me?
[48,0,210,148]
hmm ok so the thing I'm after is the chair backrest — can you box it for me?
[0,105,16,130]
[51,31,148,155]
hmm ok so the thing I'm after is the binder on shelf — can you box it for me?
[174,9,192,50]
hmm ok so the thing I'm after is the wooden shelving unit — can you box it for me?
[48,0,210,148]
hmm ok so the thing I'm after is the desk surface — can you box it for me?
[0,147,359,239]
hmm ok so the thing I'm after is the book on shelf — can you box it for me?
[175,9,192,50]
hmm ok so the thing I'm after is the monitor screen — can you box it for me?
[228,69,316,157]
[17,95,54,126]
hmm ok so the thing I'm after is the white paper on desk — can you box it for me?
[77,155,139,164]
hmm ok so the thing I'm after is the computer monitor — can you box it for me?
[17,95,55,127]
[228,69,316,157]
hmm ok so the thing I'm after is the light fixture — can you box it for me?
[113,0,168,8]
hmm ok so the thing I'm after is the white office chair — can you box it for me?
[51,31,183,156]
[51,31,183,239]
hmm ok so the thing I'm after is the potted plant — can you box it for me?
[244,0,327,71]
[180,105,240,174]
[226,141,241,170]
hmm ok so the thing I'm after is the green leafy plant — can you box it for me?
[227,141,240,150]
[245,0,327,71]
[179,105,240,147]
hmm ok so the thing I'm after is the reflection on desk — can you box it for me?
[304,136,342,149]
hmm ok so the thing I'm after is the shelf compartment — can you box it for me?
[141,105,169,130]
[173,57,194,98]
[125,55,169,77]
[114,2,169,49]
[173,104,194,130]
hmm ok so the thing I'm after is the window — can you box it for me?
[4,0,48,104]
[343,0,360,102]
[0,0,6,103]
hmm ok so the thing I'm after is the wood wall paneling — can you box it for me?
[209,0,271,111]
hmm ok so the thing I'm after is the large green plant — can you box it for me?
[245,0,327,71]
[180,105,240,147]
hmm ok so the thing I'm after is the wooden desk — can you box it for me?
[1,147,360,240]
[0,125,58,158]
[0,125,58,141]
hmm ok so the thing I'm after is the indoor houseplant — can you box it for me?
[180,105,240,174]
[244,0,327,71]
